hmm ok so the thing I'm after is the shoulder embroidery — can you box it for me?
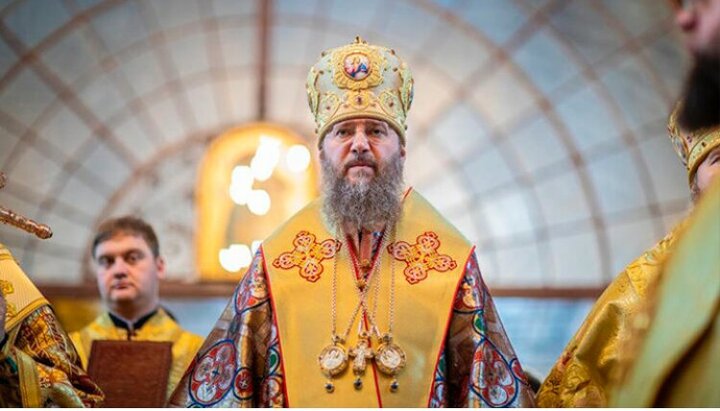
[387,231,457,285]
[271,231,341,282]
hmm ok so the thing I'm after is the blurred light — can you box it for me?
[219,244,252,272]
[219,246,240,272]
[229,184,252,205]
[234,244,252,268]
[248,189,271,215]
[232,165,253,186]
[251,136,281,181]
[229,165,253,205]
[251,240,262,255]
[286,144,311,173]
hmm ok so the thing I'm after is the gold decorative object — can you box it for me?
[0,172,53,239]
[376,337,406,375]
[348,334,374,390]
[318,342,349,382]
[376,334,406,392]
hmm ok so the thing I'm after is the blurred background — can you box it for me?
[0,0,691,377]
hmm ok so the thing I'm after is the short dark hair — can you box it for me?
[92,216,160,258]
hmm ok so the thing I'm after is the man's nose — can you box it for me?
[675,8,696,32]
[110,258,129,277]
[350,130,370,155]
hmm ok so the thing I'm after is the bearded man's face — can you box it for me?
[320,118,406,231]
[675,0,720,130]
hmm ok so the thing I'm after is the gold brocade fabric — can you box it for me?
[0,244,104,407]
[168,190,534,408]
[536,222,686,407]
[0,306,105,407]
[611,178,720,407]
[69,308,203,400]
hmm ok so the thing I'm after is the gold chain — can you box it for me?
[352,230,387,339]
[388,226,396,336]
[357,228,394,339]
[322,225,404,393]
[330,229,387,343]
[334,226,397,341]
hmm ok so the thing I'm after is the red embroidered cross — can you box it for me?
[387,231,457,284]
[272,231,341,282]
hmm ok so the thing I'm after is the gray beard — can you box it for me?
[321,152,404,233]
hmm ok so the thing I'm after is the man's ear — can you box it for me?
[155,256,166,280]
[400,144,406,158]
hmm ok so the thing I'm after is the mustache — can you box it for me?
[343,156,378,173]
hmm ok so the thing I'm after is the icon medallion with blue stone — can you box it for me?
[376,334,406,392]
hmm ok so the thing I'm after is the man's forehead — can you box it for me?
[333,118,389,129]
[96,233,149,253]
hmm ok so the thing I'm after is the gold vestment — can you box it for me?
[70,307,203,399]
[0,243,104,407]
[536,222,685,407]
[610,178,720,407]
[168,189,535,407]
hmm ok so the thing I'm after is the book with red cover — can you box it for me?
[87,340,172,407]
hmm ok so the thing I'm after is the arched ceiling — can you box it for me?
[0,0,691,288]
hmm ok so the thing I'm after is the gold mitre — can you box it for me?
[668,102,720,184]
[306,36,414,147]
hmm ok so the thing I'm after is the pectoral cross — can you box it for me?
[349,337,374,374]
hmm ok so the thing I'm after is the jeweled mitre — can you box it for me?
[668,102,720,184]
[306,36,414,146]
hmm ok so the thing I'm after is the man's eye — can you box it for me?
[125,252,141,264]
[98,257,112,267]
[336,129,349,136]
